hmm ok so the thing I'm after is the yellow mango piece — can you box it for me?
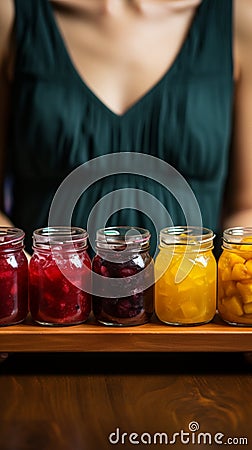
[155,281,181,310]
[231,263,250,281]
[223,280,237,297]
[236,251,252,260]
[244,302,252,315]
[240,245,252,259]
[245,259,252,275]
[226,253,246,267]
[240,252,252,260]
[170,256,196,283]
[236,282,252,304]
[180,301,200,319]
[220,267,232,281]
[156,272,174,290]
[155,296,174,317]
[177,279,195,295]
[222,296,244,317]
[155,297,184,323]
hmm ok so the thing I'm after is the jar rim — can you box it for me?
[96,226,150,251]
[33,226,88,247]
[159,226,215,247]
[223,227,252,245]
[0,227,25,246]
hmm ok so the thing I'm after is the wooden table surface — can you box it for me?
[1,313,252,352]
[0,352,252,450]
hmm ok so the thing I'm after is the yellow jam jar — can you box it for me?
[218,227,252,326]
[155,226,216,325]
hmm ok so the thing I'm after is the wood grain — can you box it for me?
[1,314,252,352]
[0,352,252,450]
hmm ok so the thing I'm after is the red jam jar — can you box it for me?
[0,227,28,326]
[29,226,91,326]
[92,226,154,326]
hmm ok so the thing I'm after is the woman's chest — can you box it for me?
[51,2,200,115]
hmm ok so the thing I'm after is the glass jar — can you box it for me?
[0,227,28,326]
[92,226,154,326]
[218,227,252,326]
[29,226,91,326]
[155,226,216,325]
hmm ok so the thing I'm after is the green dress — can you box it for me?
[9,0,233,254]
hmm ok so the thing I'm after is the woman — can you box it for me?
[0,0,252,255]
[0,0,252,362]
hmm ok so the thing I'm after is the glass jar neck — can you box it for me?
[222,227,252,250]
[32,226,88,253]
[0,227,25,253]
[95,226,151,253]
[159,226,214,252]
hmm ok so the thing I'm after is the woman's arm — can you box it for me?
[223,0,252,229]
[0,0,15,226]
[0,1,16,364]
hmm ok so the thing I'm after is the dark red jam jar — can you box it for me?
[92,226,154,326]
[0,227,28,326]
[29,227,91,326]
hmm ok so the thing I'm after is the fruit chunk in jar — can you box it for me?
[218,237,252,325]
[92,252,154,326]
[155,249,216,325]
[29,251,91,325]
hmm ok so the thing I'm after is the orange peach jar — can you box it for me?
[155,226,216,325]
[218,227,252,326]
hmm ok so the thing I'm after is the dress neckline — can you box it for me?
[46,0,206,119]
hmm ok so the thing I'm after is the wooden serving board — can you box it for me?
[1,314,252,352]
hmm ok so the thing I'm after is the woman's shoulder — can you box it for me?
[235,0,252,33]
